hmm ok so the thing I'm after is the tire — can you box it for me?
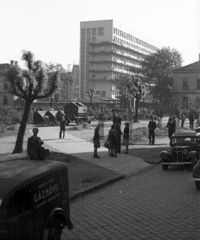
[191,158,197,170]
[162,164,168,170]
[195,181,200,190]
[48,219,62,240]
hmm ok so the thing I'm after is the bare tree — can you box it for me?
[5,50,61,153]
[88,85,95,106]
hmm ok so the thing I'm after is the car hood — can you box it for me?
[172,145,194,150]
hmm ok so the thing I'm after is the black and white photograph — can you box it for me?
[0,0,200,239]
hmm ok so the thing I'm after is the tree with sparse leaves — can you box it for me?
[5,50,61,153]
[141,47,182,105]
[113,75,146,122]
[112,75,131,109]
[126,76,146,122]
[88,85,95,106]
[44,63,73,104]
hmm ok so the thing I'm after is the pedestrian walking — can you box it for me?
[93,126,100,158]
[181,111,185,127]
[166,117,176,139]
[123,122,129,153]
[189,112,194,129]
[148,116,157,145]
[59,117,66,138]
[115,118,122,153]
[108,125,117,157]
[108,125,114,156]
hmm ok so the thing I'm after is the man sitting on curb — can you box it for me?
[27,128,44,159]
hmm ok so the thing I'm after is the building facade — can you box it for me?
[172,55,200,110]
[80,19,162,102]
[0,61,15,106]
[71,65,80,101]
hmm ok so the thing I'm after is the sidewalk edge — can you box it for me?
[70,175,125,201]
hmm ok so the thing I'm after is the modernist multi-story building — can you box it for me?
[80,19,162,102]
[71,64,80,101]
[0,61,16,106]
[172,55,200,110]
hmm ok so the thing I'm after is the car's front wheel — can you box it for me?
[191,158,198,170]
[162,163,168,170]
[48,218,62,240]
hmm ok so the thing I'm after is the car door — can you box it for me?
[5,185,33,240]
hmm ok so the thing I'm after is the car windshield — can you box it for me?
[172,137,197,145]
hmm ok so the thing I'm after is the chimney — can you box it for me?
[15,61,18,66]
[10,60,14,66]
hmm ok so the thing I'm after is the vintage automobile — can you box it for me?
[0,159,73,240]
[192,162,200,190]
[160,132,200,170]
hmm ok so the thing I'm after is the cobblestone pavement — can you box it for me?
[62,165,200,240]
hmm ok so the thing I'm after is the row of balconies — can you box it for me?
[89,41,147,57]
[89,49,143,62]
[88,58,140,67]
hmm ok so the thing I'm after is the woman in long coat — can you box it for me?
[93,126,100,158]
[108,125,117,157]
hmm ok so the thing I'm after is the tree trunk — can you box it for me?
[89,96,92,107]
[134,98,139,122]
[13,100,32,154]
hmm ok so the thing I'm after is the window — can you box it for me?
[92,28,96,36]
[3,96,8,105]
[197,79,200,89]
[96,91,100,96]
[97,27,104,36]
[4,82,8,90]
[81,29,85,36]
[183,79,189,90]
[101,91,106,97]
[6,187,32,219]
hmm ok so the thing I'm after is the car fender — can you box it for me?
[160,151,170,162]
[186,151,197,161]
[193,162,200,178]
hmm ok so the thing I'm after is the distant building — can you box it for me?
[172,54,200,110]
[79,19,162,103]
[71,65,80,101]
[0,61,16,106]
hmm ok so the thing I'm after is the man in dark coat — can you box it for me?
[166,117,176,139]
[148,116,157,145]
[27,128,44,159]
[189,113,194,129]
[59,116,66,138]
[114,117,122,153]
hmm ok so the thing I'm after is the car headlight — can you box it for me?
[183,149,188,155]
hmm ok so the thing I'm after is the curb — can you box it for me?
[70,175,125,201]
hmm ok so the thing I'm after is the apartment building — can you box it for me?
[80,19,162,102]
[71,65,80,101]
[0,61,15,106]
[172,54,200,110]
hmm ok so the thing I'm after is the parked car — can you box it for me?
[160,132,200,170]
[0,159,73,240]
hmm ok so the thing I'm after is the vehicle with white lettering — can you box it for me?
[0,159,73,240]
[160,132,200,170]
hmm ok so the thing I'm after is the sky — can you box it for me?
[0,0,199,70]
